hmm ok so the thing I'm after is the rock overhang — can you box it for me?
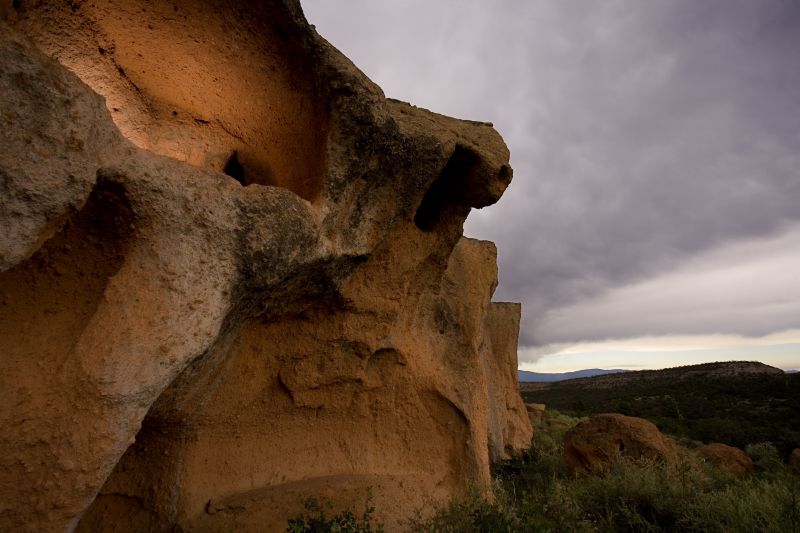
[0,1,530,531]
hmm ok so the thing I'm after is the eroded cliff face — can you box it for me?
[0,1,531,531]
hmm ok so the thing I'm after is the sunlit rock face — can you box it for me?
[0,1,530,531]
[8,0,327,200]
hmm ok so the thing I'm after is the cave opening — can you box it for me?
[224,151,247,186]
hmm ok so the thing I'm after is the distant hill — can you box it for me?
[517,368,627,382]
[527,360,784,389]
[520,361,800,457]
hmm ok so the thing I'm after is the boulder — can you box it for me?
[695,443,753,476]
[0,1,529,531]
[526,403,546,425]
[789,448,800,474]
[563,414,678,475]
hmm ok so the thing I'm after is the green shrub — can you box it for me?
[286,494,383,533]
[570,458,693,531]
[406,492,519,533]
[746,442,784,473]
[679,474,800,533]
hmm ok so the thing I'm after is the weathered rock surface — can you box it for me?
[0,1,530,531]
[695,443,753,477]
[563,414,678,475]
[525,403,546,425]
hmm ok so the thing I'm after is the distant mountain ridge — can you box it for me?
[536,360,784,389]
[518,368,628,382]
[519,361,790,385]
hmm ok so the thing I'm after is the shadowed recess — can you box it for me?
[223,151,247,186]
[415,146,481,232]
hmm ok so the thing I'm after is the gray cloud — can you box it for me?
[536,223,800,342]
[304,0,800,347]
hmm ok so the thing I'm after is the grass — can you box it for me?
[409,409,800,533]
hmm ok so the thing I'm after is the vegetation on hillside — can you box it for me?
[408,410,800,533]
[521,367,800,458]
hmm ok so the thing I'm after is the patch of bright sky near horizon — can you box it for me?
[522,331,800,373]
[303,0,800,372]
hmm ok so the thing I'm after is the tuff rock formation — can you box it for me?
[0,1,531,531]
[563,414,678,476]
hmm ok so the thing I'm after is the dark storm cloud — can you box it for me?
[303,0,800,347]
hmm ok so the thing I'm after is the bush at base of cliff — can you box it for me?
[405,490,519,533]
[286,495,384,533]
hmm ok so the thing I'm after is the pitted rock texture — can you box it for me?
[0,1,530,531]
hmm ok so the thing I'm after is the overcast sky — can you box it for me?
[303,0,800,371]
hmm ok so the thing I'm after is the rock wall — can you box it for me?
[0,1,531,531]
